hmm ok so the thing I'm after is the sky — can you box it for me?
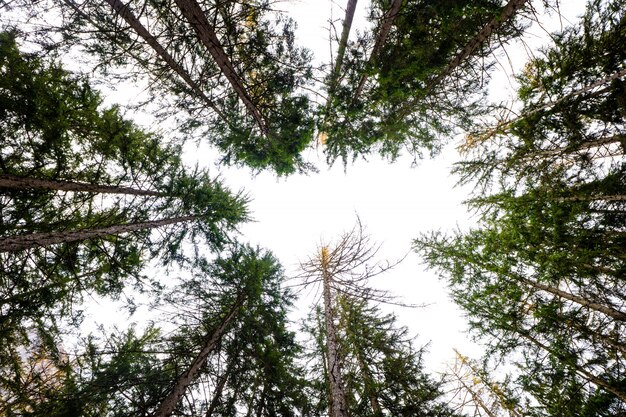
[15,0,588,374]
[199,0,590,372]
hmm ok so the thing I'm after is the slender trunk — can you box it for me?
[520,332,626,403]
[0,174,163,197]
[205,362,233,417]
[352,0,402,102]
[426,0,528,93]
[520,134,625,161]
[448,359,499,417]
[515,274,626,322]
[353,338,382,416]
[555,194,626,203]
[83,0,226,120]
[0,215,197,252]
[462,69,626,151]
[173,0,268,135]
[321,248,349,417]
[324,0,358,117]
[454,349,524,417]
[155,295,244,417]
[341,300,382,416]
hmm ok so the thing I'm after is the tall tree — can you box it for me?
[321,0,527,165]
[10,0,316,174]
[1,245,309,416]
[299,220,457,417]
[0,34,248,368]
[416,2,626,413]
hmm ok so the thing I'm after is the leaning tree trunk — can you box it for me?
[154,295,245,417]
[324,0,359,119]
[352,0,402,102]
[173,0,268,135]
[321,247,349,417]
[514,273,626,322]
[205,362,233,417]
[0,215,197,252]
[64,0,226,120]
[462,69,626,151]
[0,174,163,196]
[426,0,529,93]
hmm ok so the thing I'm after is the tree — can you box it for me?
[1,245,309,416]
[0,34,248,375]
[320,0,527,165]
[9,0,315,174]
[299,220,457,417]
[415,2,626,413]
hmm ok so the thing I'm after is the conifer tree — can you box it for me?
[415,2,626,413]
[321,0,527,165]
[299,221,458,417]
[0,245,309,416]
[0,34,248,370]
[7,0,315,174]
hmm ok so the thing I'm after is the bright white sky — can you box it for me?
[205,0,589,373]
[58,0,589,374]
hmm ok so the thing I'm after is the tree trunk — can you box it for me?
[0,215,197,252]
[341,299,382,416]
[324,0,359,118]
[426,0,528,93]
[0,174,163,196]
[155,295,244,417]
[353,0,402,102]
[205,362,233,417]
[73,0,226,120]
[462,69,626,151]
[321,248,349,417]
[522,134,626,161]
[554,194,626,203]
[173,0,268,135]
[515,274,626,322]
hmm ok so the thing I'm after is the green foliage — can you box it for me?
[322,0,522,165]
[0,34,249,396]
[416,1,626,413]
[302,296,459,417]
[19,0,316,175]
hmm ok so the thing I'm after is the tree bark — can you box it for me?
[353,0,402,102]
[324,0,359,117]
[155,295,244,417]
[0,215,197,252]
[0,174,163,196]
[515,274,626,322]
[173,0,268,135]
[554,194,626,203]
[321,248,349,417]
[205,361,233,417]
[83,0,226,120]
[462,69,626,150]
[426,0,529,93]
